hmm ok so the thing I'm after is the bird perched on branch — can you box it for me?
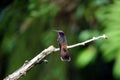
[54,30,71,61]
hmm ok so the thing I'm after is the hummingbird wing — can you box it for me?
[60,43,71,61]
[57,32,71,61]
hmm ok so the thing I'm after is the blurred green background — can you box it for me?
[0,0,120,80]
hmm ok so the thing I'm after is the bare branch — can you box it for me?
[4,34,107,80]
[54,34,107,51]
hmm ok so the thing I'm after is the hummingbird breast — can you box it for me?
[58,36,67,44]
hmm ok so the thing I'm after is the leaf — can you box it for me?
[113,52,120,79]
[75,46,97,68]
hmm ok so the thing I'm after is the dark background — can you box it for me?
[0,0,120,80]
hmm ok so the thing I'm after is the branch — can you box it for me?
[4,34,107,80]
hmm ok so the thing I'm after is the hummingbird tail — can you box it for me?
[61,54,71,61]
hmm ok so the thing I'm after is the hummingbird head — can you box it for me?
[54,30,64,36]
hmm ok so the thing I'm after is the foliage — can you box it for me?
[76,46,97,68]
[0,0,119,80]
[96,0,120,79]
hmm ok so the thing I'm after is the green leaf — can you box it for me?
[113,52,120,79]
[75,46,97,68]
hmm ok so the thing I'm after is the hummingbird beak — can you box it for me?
[53,30,59,32]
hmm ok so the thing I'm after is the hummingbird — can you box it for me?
[54,30,71,61]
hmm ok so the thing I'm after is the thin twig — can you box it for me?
[4,34,107,80]
[54,34,107,51]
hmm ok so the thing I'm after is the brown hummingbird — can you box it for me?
[55,30,71,61]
